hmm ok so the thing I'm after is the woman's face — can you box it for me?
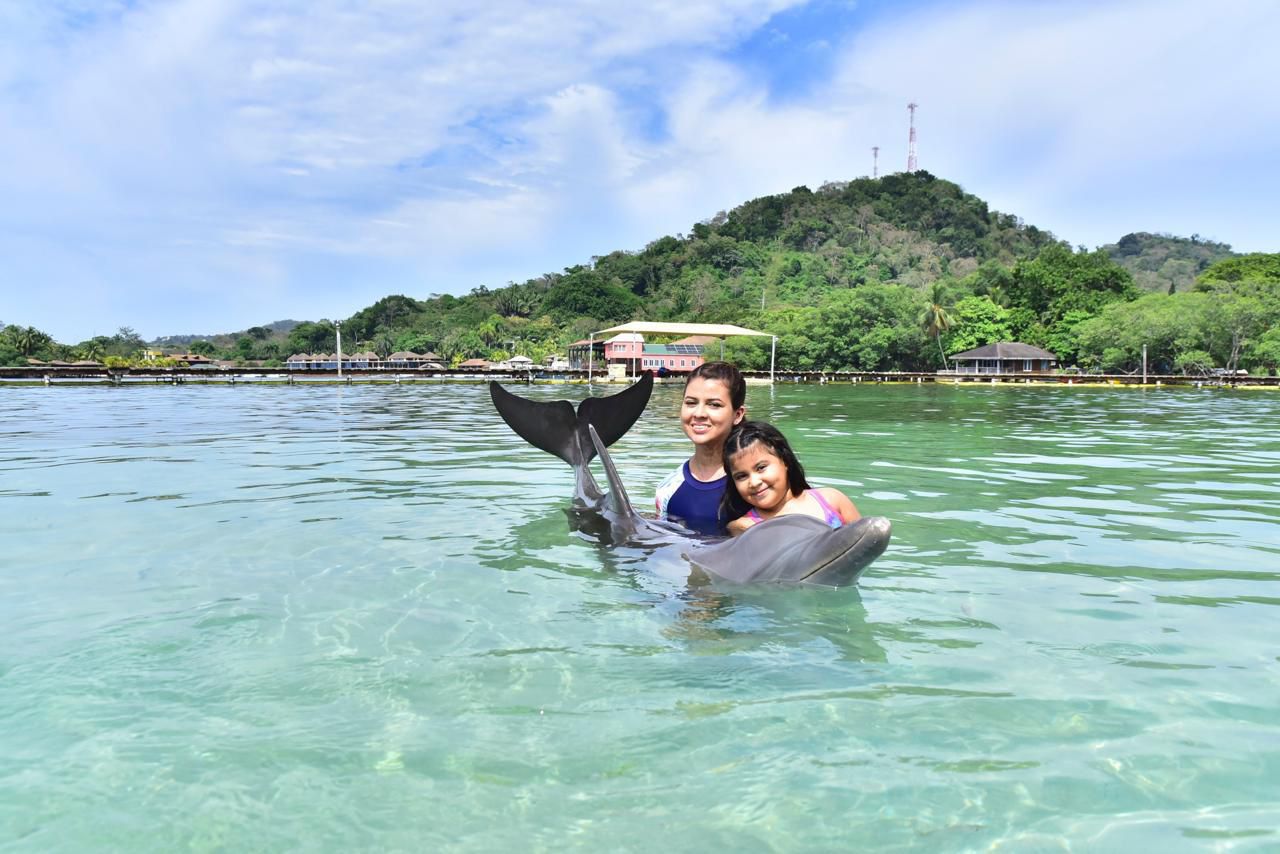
[680,377,745,448]
[728,441,791,513]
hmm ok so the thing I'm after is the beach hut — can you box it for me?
[948,343,1058,375]
[507,355,535,371]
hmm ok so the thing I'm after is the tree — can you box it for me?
[1008,244,1137,324]
[1197,253,1280,286]
[108,327,145,358]
[286,321,336,355]
[919,281,954,367]
[1251,327,1280,375]
[541,267,640,325]
[1173,350,1214,376]
[9,325,53,357]
[440,328,486,361]
[943,297,1011,354]
[494,287,537,318]
[1072,292,1214,374]
[1201,286,1272,372]
[79,340,106,362]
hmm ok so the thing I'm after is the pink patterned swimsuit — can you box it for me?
[745,490,843,529]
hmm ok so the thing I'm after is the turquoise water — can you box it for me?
[2,383,1278,851]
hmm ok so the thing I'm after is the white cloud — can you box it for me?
[827,0,1280,246]
[2,0,1277,341]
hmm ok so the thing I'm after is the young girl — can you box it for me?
[654,362,747,535]
[722,420,860,536]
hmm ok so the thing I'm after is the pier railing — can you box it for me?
[1,366,1276,388]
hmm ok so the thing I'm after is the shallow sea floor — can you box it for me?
[2,383,1278,851]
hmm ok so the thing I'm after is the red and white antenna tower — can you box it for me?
[872,146,879,178]
[906,102,918,173]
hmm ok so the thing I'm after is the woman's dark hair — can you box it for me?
[684,361,746,410]
[719,420,811,519]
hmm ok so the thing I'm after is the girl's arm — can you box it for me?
[726,515,755,537]
[817,487,861,524]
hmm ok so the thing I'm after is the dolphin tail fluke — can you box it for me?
[489,383,584,465]
[489,372,653,467]
[576,371,654,450]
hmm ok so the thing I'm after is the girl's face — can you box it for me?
[681,377,745,448]
[729,441,792,513]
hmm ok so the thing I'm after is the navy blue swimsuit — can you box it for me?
[654,461,729,535]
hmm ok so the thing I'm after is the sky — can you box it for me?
[2,0,1278,343]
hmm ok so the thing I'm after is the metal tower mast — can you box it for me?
[906,102,918,173]
[872,146,879,178]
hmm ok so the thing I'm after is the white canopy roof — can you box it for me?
[594,321,772,338]
[589,321,776,382]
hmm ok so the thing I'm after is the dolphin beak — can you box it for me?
[801,516,892,587]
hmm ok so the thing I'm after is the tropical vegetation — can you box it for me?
[5,172,1278,375]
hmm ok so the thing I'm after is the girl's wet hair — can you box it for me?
[684,361,746,410]
[720,420,812,519]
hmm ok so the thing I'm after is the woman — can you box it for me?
[653,362,747,535]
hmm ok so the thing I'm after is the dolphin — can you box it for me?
[489,373,891,587]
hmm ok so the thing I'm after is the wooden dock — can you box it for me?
[1,366,1276,388]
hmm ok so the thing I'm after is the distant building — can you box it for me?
[579,333,711,376]
[640,335,710,374]
[457,358,491,371]
[947,343,1058,374]
[567,339,604,370]
[603,333,644,374]
[168,353,217,367]
[286,351,382,370]
[385,351,445,369]
[506,355,535,371]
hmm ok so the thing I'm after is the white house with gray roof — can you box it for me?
[947,343,1058,374]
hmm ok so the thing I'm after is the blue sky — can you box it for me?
[3,0,1277,343]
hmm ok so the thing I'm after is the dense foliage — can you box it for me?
[6,173,1278,374]
[1102,232,1236,293]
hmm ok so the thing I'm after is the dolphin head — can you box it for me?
[686,515,892,587]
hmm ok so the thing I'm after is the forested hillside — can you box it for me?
[5,172,1278,375]
[1102,232,1236,293]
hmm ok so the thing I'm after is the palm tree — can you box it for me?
[920,283,954,368]
[14,326,52,357]
[80,340,106,362]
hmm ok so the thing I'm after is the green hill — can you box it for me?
[1101,232,1236,293]
[6,172,1277,374]
[150,319,300,349]
[304,171,1137,372]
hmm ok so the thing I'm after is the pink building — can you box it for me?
[600,333,710,374]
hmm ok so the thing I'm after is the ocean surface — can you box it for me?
[2,382,1278,851]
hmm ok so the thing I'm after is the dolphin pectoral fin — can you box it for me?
[587,424,636,521]
[489,381,584,465]
[576,371,653,451]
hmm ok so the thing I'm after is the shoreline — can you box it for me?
[1,366,1276,389]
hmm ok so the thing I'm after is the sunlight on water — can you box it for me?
[2,383,1278,850]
